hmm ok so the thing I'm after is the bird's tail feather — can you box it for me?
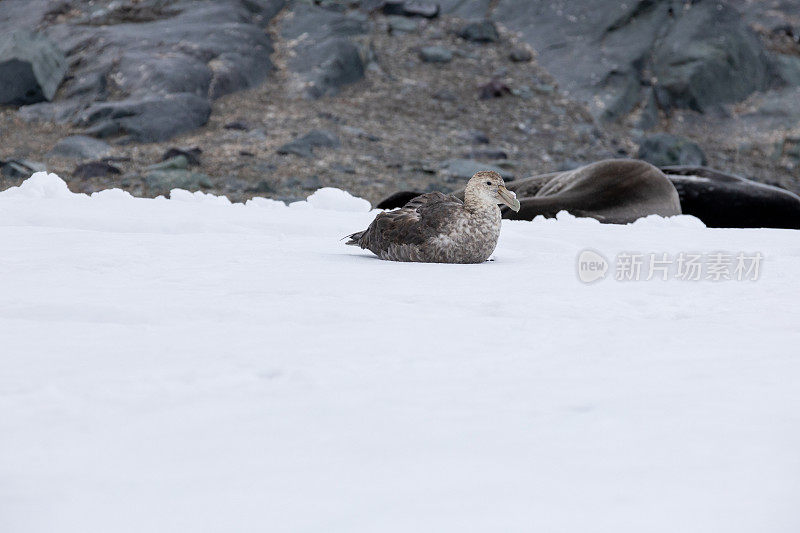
[344,230,365,246]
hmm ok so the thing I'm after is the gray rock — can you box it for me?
[17,101,82,123]
[457,20,500,43]
[438,158,512,181]
[5,1,284,140]
[278,129,341,158]
[281,3,368,98]
[509,47,533,62]
[775,54,800,87]
[76,93,212,143]
[419,46,453,63]
[438,0,492,17]
[387,16,419,34]
[652,2,771,113]
[637,133,707,167]
[490,0,775,121]
[0,30,67,105]
[0,159,46,179]
[147,156,190,172]
[741,87,800,129]
[145,170,213,195]
[49,135,112,160]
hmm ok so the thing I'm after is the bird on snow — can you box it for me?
[345,171,521,263]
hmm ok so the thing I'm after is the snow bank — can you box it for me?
[2,173,799,533]
[295,186,372,212]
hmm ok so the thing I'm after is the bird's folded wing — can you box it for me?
[369,193,462,247]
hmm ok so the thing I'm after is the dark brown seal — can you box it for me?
[378,159,682,225]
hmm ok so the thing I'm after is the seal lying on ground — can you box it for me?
[378,159,800,229]
[659,166,800,229]
[378,159,682,224]
[346,171,520,263]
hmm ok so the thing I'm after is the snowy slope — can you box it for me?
[2,173,799,533]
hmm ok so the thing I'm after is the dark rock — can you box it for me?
[479,78,512,99]
[145,170,213,195]
[224,121,251,131]
[278,129,341,158]
[5,1,284,140]
[281,3,368,98]
[401,2,440,18]
[652,2,771,113]
[73,161,121,179]
[381,1,439,18]
[509,47,533,62]
[0,30,67,105]
[439,158,512,181]
[380,1,408,15]
[457,20,500,43]
[48,135,112,160]
[419,46,453,63]
[637,133,707,167]
[491,0,775,121]
[0,159,46,179]
[162,147,202,167]
[76,94,212,143]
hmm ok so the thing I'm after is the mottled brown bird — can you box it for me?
[345,171,520,263]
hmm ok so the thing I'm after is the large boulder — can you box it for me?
[75,94,212,143]
[0,30,67,105]
[651,1,772,112]
[482,0,778,121]
[48,136,113,160]
[11,0,284,141]
[637,134,707,167]
[281,3,369,98]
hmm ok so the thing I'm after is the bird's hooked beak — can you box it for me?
[497,185,521,212]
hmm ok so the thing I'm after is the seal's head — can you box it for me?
[464,171,520,212]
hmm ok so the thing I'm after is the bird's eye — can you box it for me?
[486,181,492,186]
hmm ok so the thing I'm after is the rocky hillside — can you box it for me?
[1,0,799,203]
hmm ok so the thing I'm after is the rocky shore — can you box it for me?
[1,0,799,205]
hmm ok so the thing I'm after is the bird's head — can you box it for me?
[464,171,521,212]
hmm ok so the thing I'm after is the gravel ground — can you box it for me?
[1,7,798,203]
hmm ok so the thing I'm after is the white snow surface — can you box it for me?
[2,173,799,533]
